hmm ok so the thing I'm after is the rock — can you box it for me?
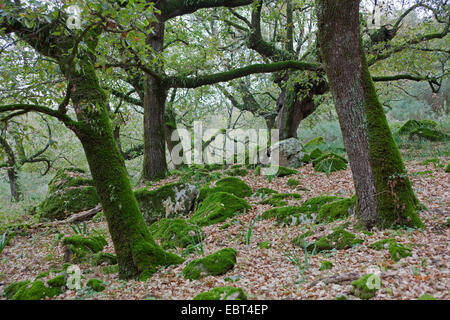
[397,119,437,135]
[193,286,247,300]
[197,177,252,204]
[259,193,301,207]
[38,167,100,221]
[312,153,348,173]
[12,280,61,300]
[369,238,411,262]
[409,127,449,142]
[62,234,108,263]
[134,182,199,226]
[190,192,251,226]
[148,218,203,249]
[317,197,356,223]
[272,138,308,168]
[182,248,237,280]
[86,279,106,292]
[351,274,381,299]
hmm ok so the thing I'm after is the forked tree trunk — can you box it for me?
[276,76,328,140]
[317,0,423,229]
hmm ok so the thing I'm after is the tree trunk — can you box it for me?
[276,76,328,140]
[141,19,169,181]
[61,29,182,280]
[7,166,21,202]
[0,134,21,202]
[317,0,422,229]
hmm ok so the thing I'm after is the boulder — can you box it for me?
[134,182,199,226]
[38,167,99,221]
[272,138,308,168]
[191,192,251,226]
[182,248,237,280]
[193,286,247,300]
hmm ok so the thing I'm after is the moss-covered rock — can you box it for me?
[320,261,333,271]
[309,147,323,160]
[397,119,438,135]
[418,293,436,300]
[149,218,203,249]
[201,177,252,200]
[388,242,412,262]
[276,166,298,177]
[191,192,251,226]
[312,153,348,173]
[351,274,380,299]
[299,195,343,213]
[254,187,278,199]
[304,137,324,150]
[62,234,107,263]
[2,280,31,299]
[38,167,100,221]
[86,278,106,292]
[308,228,364,253]
[260,193,301,207]
[409,127,449,142]
[225,168,248,177]
[193,286,247,300]
[47,275,66,288]
[317,197,356,223]
[12,280,61,300]
[182,248,237,280]
[261,206,315,226]
[93,252,118,266]
[287,178,300,188]
[369,238,411,262]
[134,182,199,226]
[262,196,344,226]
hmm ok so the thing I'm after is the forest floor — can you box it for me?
[0,158,449,300]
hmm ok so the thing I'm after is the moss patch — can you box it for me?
[12,280,61,300]
[38,167,99,221]
[317,197,356,223]
[369,238,411,262]
[191,192,251,226]
[397,119,438,135]
[312,153,348,173]
[198,177,252,204]
[260,193,301,207]
[308,228,364,253]
[86,278,106,292]
[287,178,300,188]
[276,166,298,177]
[182,248,237,280]
[149,218,203,249]
[254,187,279,199]
[320,261,333,271]
[193,286,247,300]
[351,274,381,299]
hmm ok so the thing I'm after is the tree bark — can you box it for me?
[317,0,422,229]
[141,19,169,181]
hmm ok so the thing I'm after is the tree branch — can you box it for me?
[162,60,322,88]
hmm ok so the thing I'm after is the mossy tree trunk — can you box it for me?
[63,30,182,280]
[317,0,423,229]
[2,16,183,279]
[0,134,21,202]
